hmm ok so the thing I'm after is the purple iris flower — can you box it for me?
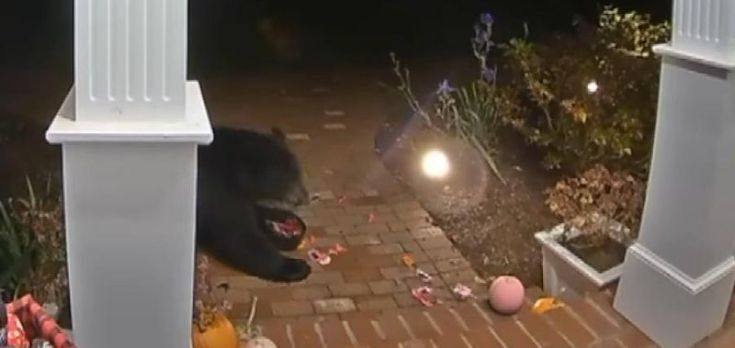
[482,66,498,83]
[436,79,457,95]
[480,13,494,26]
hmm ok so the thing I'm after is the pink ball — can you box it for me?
[488,276,525,315]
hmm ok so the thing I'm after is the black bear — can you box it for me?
[196,126,312,283]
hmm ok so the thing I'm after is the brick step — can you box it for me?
[247,287,660,348]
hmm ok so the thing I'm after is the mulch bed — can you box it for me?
[375,114,561,287]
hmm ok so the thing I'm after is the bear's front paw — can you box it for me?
[278,257,311,282]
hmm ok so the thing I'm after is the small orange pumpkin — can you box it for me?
[192,313,240,348]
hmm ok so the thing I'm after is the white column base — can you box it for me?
[47,81,212,348]
[614,243,735,348]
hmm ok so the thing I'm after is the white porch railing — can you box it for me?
[45,1,212,347]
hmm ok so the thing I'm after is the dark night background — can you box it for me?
[1,1,670,78]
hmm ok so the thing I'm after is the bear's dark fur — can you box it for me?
[196,126,311,283]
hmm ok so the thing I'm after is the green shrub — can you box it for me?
[0,176,67,304]
[0,198,34,299]
[499,6,670,174]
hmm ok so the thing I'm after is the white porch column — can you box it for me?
[613,1,735,347]
[45,1,212,347]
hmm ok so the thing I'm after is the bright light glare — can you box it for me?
[422,149,450,179]
[587,80,599,94]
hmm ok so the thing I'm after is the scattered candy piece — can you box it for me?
[412,286,438,307]
[308,249,332,266]
[402,254,416,269]
[368,212,376,223]
[268,218,302,238]
[532,297,565,314]
[328,243,348,255]
[452,283,475,300]
[337,195,349,205]
[416,268,432,283]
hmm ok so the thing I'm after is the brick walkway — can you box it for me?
[204,68,487,325]
[200,69,735,347]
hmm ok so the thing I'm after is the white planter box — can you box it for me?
[535,221,631,298]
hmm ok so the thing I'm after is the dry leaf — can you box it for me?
[402,254,416,269]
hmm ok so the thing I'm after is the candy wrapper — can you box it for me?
[267,218,302,238]
[532,297,565,314]
[5,314,29,348]
[327,243,347,255]
[411,286,438,307]
[3,294,77,348]
[451,283,475,301]
[308,249,332,266]
[416,268,432,283]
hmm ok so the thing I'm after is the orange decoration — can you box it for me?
[192,314,240,348]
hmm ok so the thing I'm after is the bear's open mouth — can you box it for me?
[255,204,308,252]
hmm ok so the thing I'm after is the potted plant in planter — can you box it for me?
[191,255,239,348]
[535,165,646,297]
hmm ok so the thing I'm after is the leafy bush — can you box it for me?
[499,6,670,174]
[0,176,67,305]
[545,164,646,243]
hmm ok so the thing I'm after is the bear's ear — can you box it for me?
[271,127,286,143]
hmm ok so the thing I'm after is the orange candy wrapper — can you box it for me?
[532,297,565,314]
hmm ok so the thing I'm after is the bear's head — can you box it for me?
[232,127,310,209]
